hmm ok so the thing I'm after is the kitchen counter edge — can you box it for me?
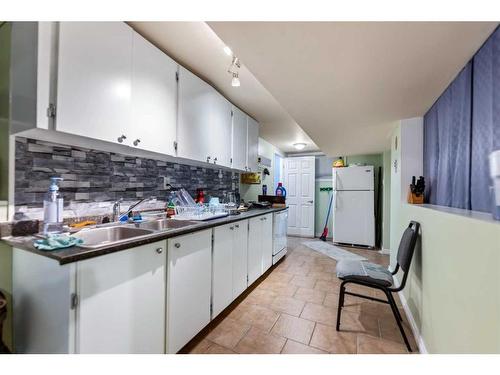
[2,207,288,265]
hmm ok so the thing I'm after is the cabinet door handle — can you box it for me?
[133,139,141,146]
[230,226,234,230]
[235,224,239,228]
[174,243,181,248]
[117,135,127,143]
[156,247,163,254]
[307,200,313,203]
[206,156,211,163]
[213,157,217,164]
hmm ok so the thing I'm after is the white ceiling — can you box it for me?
[129,22,318,153]
[130,22,497,157]
[208,22,498,156]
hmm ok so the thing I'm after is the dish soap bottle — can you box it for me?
[275,182,287,198]
[43,177,64,234]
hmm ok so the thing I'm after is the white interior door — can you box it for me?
[284,156,315,237]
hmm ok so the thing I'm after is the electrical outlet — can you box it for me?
[162,176,171,189]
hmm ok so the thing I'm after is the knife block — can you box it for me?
[407,188,424,204]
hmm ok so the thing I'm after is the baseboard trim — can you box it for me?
[394,276,428,354]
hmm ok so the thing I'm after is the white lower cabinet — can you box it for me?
[12,215,275,354]
[12,240,167,354]
[212,220,248,318]
[232,221,249,299]
[247,213,274,285]
[76,240,167,354]
[166,229,212,354]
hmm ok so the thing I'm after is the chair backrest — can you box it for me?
[397,221,420,273]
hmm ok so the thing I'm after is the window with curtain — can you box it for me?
[423,26,500,213]
[471,28,500,212]
[423,63,472,210]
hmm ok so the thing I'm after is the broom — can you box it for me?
[319,193,333,241]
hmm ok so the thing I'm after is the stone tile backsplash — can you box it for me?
[15,137,239,209]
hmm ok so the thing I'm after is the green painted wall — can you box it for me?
[397,204,500,353]
[239,137,284,202]
[382,150,391,250]
[315,179,333,238]
[0,22,10,201]
[0,22,12,351]
[390,126,402,267]
[390,123,500,353]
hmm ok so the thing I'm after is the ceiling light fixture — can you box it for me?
[231,72,241,87]
[227,56,242,88]
[223,46,233,56]
[293,143,306,150]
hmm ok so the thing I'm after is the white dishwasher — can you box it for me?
[273,209,288,264]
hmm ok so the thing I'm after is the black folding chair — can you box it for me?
[335,221,420,352]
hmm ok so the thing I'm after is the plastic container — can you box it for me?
[489,150,500,220]
[275,182,287,198]
[43,177,64,234]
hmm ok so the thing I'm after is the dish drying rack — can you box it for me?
[173,204,230,221]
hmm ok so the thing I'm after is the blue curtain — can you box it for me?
[471,28,500,212]
[423,63,472,209]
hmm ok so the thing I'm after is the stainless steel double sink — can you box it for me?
[71,218,198,249]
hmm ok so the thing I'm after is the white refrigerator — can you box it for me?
[332,166,375,247]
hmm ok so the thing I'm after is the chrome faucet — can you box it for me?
[112,196,156,222]
[112,198,123,222]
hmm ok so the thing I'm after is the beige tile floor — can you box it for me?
[183,237,418,354]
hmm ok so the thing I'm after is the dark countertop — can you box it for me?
[2,207,287,265]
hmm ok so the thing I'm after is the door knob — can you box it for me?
[155,247,163,254]
[174,243,181,248]
[308,200,314,203]
[133,139,141,146]
[117,135,127,143]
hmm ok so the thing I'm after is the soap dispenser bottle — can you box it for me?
[43,177,64,234]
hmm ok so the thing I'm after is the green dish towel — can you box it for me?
[34,234,83,251]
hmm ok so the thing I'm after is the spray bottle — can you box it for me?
[43,177,64,234]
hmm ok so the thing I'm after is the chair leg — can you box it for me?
[384,290,412,352]
[336,282,346,331]
[388,293,403,322]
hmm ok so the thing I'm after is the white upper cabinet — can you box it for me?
[231,106,248,171]
[247,116,259,171]
[209,89,232,168]
[56,22,133,144]
[177,66,212,163]
[131,32,178,155]
[55,22,258,170]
